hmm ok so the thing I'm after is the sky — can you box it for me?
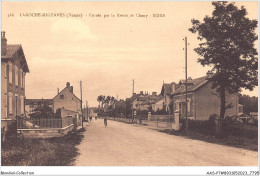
[2,1,258,107]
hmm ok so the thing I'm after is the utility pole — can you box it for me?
[86,100,88,121]
[185,37,188,132]
[132,79,135,96]
[132,79,135,123]
[80,80,83,128]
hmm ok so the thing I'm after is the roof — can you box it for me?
[171,76,208,95]
[140,95,164,105]
[52,86,81,102]
[2,44,30,72]
[162,84,171,95]
[127,93,141,103]
[161,83,181,95]
[25,99,53,105]
[1,44,21,58]
[152,95,164,104]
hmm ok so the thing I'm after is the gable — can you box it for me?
[53,87,81,102]
[2,45,29,72]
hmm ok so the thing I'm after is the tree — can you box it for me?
[110,96,115,107]
[105,96,111,106]
[239,94,258,114]
[189,1,258,118]
[97,95,103,107]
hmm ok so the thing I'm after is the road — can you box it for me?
[74,119,258,166]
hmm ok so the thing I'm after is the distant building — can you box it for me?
[129,91,163,112]
[160,82,180,114]
[25,99,53,116]
[53,82,81,118]
[151,95,164,112]
[171,71,239,121]
[1,31,29,131]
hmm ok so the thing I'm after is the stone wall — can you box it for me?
[17,124,74,139]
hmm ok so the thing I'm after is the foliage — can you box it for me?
[30,104,54,119]
[238,94,258,114]
[189,1,258,118]
[1,129,84,166]
[54,108,61,119]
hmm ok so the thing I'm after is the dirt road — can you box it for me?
[74,119,258,166]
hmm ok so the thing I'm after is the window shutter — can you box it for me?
[9,94,13,114]
[21,96,24,114]
[9,65,12,84]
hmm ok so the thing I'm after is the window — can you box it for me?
[23,72,25,88]
[187,100,191,115]
[60,95,64,99]
[9,65,12,84]
[20,70,23,88]
[21,96,24,114]
[8,93,13,114]
[15,66,18,86]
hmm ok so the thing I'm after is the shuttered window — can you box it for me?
[8,93,13,114]
[15,66,18,86]
[21,96,24,114]
[9,65,12,84]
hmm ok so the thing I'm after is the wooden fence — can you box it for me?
[17,117,73,129]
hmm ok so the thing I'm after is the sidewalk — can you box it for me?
[108,117,172,131]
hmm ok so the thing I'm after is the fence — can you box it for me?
[17,117,74,129]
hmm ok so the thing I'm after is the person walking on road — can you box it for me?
[104,117,107,127]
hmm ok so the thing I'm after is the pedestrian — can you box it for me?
[104,116,107,127]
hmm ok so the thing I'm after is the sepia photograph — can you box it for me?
[1,0,258,175]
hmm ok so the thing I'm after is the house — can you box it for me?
[171,71,239,121]
[130,91,163,112]
[160,82,180,114]
[53,82,81,118]
[1,31,29,132]
[25,99,53,117]
[151,95,164,112]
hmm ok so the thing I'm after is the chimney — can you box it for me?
[140,91,143,95]
[1,31,7,56]
[57,88,59,95]
[206,70,213,78]
[152,92,157,96]
[171,82,176,92]
[70,86,73,93]
[66,82,70,88]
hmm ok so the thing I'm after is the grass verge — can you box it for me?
[1,128,85,166]
[158,128,258,151]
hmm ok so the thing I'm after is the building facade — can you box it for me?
[160,82,180,114]
[53,82,81,118]
[1,31,29,131]
[171,71,239,121]
[151,95,164,112]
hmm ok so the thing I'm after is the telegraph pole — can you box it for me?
[132,79,135,96]
[80,80,83,128]
[185,37,188,132]
[132,79,135,123]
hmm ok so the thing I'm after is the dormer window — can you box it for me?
[60,95,64,99]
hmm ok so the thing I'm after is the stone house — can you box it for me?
[171,71,239,121]
[53,82,81,118]
[1,31,29,131]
